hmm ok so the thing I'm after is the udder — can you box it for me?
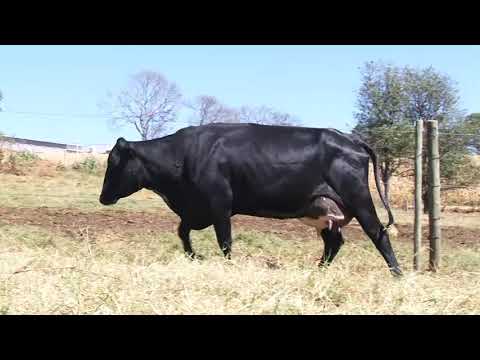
[298,196,352,231]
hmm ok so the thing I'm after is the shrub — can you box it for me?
[56,162,66,171]
[0,151,39,175]
[15,151,40,163]
[5,153,25,175]
[72,156,102,175]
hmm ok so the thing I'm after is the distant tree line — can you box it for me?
[100,70,299,141]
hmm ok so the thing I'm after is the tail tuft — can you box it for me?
[386,224,399,239]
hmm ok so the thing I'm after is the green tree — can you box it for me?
[402,66,461,125]
[354,62,480,208]
[438,113,480,191]
[464,113,480,154]
[402,66,479,205]
[354,61,414,203]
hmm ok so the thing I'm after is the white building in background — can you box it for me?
[88,144,113,153]
[0,136,113,154]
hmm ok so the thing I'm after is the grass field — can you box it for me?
[0,154,479,314]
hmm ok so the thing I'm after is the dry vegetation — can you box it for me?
[1,225,479,315]
[0,149,479,314]
[367,159,480,209]
[18,149,108,167]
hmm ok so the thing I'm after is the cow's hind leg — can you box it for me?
[327,161,402,276]
[354,200,402,276]
[318,228,345,267]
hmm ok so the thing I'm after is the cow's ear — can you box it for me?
[116,137,136,158]
[116,137,130,152]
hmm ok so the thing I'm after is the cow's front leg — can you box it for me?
[213,217,232,259]
[208,186,234,259]
[178,221,198,259]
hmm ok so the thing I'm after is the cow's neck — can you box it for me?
[133,138,183,194]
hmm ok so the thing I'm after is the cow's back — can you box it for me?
[180,122,329,163]
[177,123,360,219]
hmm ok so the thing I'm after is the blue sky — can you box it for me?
[0,45,479,145]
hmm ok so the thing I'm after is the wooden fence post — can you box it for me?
[414,119,423,271]
[427,120,441,272]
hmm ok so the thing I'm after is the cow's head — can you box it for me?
[99,138,145,205]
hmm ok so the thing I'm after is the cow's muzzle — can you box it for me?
[99,195,118,205]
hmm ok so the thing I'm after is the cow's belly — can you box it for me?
[232,188,318,219]
[300,215,340,230]
[234,207,308,219]
[231,163,321,210]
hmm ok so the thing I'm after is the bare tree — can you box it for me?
[187,95,238,125]
[238,105,270,124]
[238,105,299,126]
[268,110,299,126]
[185,95,300,127]
[103,71,182,140]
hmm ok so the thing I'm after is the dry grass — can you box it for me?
[0,171,164,211]
[366,162,480,208]
[0,153,479,315]
[0,225,478,315]
[23,150,107,167]
[443,187,480,207]
[376,208,480,230]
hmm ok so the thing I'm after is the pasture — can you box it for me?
[0,154,479,314]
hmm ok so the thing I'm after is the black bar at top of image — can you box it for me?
[2,0,480,45]
[1,30,480,45]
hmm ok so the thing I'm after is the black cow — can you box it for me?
[99,123,402,276]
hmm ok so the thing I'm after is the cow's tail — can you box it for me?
[353,137,396,234]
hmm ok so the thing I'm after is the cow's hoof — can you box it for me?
[390,267,403,278]
[186,253,204,261]
[222,254,234,265]
[315,258,328,268]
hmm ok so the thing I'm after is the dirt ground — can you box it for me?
[0,206,477,247]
